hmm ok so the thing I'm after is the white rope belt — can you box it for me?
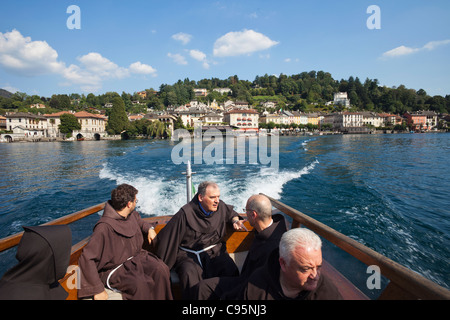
[179,244,218,268]
[106,256,133,293]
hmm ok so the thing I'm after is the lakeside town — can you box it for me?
[1,71,450,143]
[1,90,448,143]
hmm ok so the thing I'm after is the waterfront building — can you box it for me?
[323,112,367,133]
[404,112,428,131]
[259,113,280,125]
[379,113,400,126]
[72,111,107,140]
[223,108,259,131]
[44,111,73,138]
[361,112,384,128]
[5,112,48,137]
[0,115,6,130]
[306,113,319,126]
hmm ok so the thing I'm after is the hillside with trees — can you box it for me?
[1,71,449,115]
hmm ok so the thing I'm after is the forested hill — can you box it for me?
[0,89,13,99]
[159,71,450,114]
[1,71,449,114]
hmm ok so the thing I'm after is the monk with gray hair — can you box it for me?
[238,227,343,300]
[194,194,287,300]
[155,181,244,299]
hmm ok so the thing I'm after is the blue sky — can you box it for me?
[0,0,449,97]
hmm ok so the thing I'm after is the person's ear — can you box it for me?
[279,257,287,273]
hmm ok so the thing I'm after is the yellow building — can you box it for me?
[307,113,319,126]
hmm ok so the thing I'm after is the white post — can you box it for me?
[182,160,196,203]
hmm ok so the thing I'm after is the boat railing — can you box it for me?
[0,202,106,253]
[261,193,450,300]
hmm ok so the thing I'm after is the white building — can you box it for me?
[361,112,384,128]
[5,112,48,137]
[322,112,367,133]
[177,108,209,127]
[333,92,351,108]
[224,109,259,130]
[72,111,107,140]
[213,88,232,95]
[199,112,224,126]
[194,88,208,97]
[44,111,107,139]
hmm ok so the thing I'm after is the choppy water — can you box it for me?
[0,133,449,297]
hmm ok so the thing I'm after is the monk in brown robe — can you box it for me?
[155,181,246,299]
[194,194,287,300]
[0,225,71,300]
[78,184,172,300]
[238,228,343,300]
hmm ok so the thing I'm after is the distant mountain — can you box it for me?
[0,89,13,99]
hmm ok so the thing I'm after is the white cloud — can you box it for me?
[78,52,130,79]
[0,29,65,76]
[189,49,206,61]
[129,61,157,76]
[382,39,450,58]
[423,39,450,50]
[0,29,158,92]
[213,29,279,57]
[382,45,420,58]
[167,52,188,65]
[189,49,210,69]
[172,32,192,45]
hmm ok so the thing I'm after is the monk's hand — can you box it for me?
[148,227,157,244]
[233,219,248,232]
[94,290,109,300]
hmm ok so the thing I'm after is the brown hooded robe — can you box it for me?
[0,225,72,300]
[155,193,240,298]
[77,201,172,300]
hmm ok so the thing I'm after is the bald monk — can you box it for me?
[194,194,287,300]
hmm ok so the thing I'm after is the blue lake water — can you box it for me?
[0,133,449,296]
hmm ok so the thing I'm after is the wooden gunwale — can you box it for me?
[261,193,450,300]
[0,202,106,253]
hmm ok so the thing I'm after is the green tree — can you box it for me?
[106,97,129,134]
[147,120,171,139]
[49,94,71,109]
[59,113,81,137]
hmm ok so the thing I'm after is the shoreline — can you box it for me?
[0,129,448,144]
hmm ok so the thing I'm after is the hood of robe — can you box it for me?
[96,201,140,238]
[0,225,72,300]
[183,193,235,233]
